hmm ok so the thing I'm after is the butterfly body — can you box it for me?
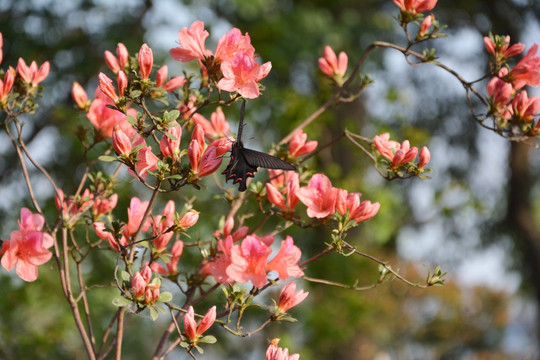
[223,102,296,191]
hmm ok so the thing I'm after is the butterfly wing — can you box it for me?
[241,148,296,170]
[222,143,296,192]
[222,142,259,192]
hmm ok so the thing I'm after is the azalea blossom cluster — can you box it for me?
[373,132,431,178]
[484,35,540,136]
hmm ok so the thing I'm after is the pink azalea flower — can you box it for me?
[170,21,212,62]
[276,282,309,313]
[155,65,186,92]
[138,43,153,80]
[55,188,93,216]
[267,236,304,280]
[92,193,118,218]
[189,138,226,178]
[152,214,174,251]
[373,133,418,168]
[217,52,272,99]
[215,217,249,243]
[0,68,15,102]
[226,235,272,287]
[184,306,217,341]
[104,43,129,74]
[266,171,299,215]
[418,146,431,169]
[512,90,540,122]
[288,129,318,157]
[392,0,438,14]
[266,339,300,360]
[201,235,235,284]
[296,174,338,219]
[134,144,159,180]
[126,197,151,236]
[117,71,127,97]
[487,76,513,106]
[214,28,255,63]
[508,44,540,90]
[1,208,53,282]
[192,107,231,141]
[336,190,380,223]
[318,46,348,78]
[16,58,50,86]
[159,125,182,158]
[87,89,137,139]
[98,72,119,103]
[484,35,524,59]
[93,222,128,251]
[131,268,150,298]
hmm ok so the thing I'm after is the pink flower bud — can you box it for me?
[163,76,186,92]
[277,282,309,313]
[179,209,199,229]
[104,50,121,73]
[98,72,119,102]
[419,14,434,36]
[156,65,168,88]
[117,71,128,97]
[197,146,222,177]
[0,68,15,101]
[71,82,88,110]
[188,139,201,172]
[112,125,132,155]
[159,126,182,158]
[418,146,431,169]
[131,271,147,298]
[138,43,153,80]
[116,43,129,68]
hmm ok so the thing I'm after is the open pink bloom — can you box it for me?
[418,146,431,169]
[93,193,118,218]
[296,174,338,219]
[201,235,235,284]
[226,235,272,287]
[138,43,153,80]
[104,43,129,74]
[392,0,437,14]
[170,21,212,62]
[217,52,272,99]
[0,68,15,102]
[266,171,299,215]
[134,144,159,180]
[512,90,540,122]
[336,190,380,223]
[266,339,300,360]
[151,240,184,276]
[288,129,318,157]
[214,28,255,63]
[1,208,53,282]
[155,65,186,92]
[318,46,348,78]
[192,107,231,141]
[484,35,524,59]
[16,58,50,86]
[151,201,176,251]
[277,282,309,313]
[126,197,151,236]
[93,222,128,251]
[487,76,513,106]
[159,125,182,158]
[184,306,217,341]
[508,44,540,90]
[87,89,137,139]
[374,133,418,167]
[267,236,304,280]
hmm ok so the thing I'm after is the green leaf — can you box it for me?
[98,155,117,162]
[157,291,173,303]
[149,306,159,321]
[199,335,217,344]
[121,270,131,282]
[126,115,137,126]
[130,90,142,98]
[112,296,132,307]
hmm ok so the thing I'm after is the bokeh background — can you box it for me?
[1,0,540,359]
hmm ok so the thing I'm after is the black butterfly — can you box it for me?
[223,101,296,192]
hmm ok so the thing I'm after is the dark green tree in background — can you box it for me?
[0,0,539,359]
